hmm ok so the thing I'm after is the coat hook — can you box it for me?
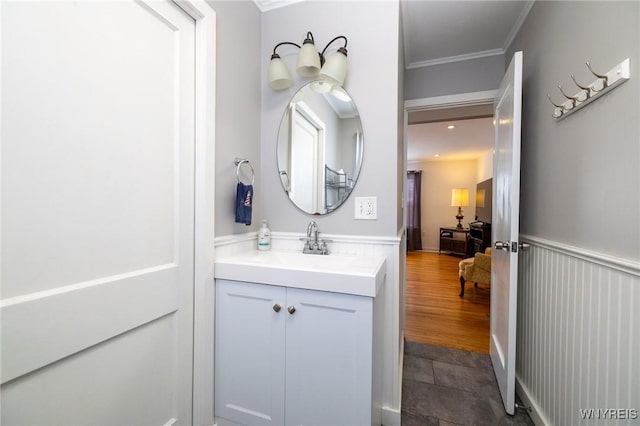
[558,84,579,107]
[546,94,564,118]
[585,61,608,92]
[548,57,630,121]
[570,74,591,101]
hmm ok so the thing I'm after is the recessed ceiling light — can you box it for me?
[434,154,440,157]
[447,125,455,130]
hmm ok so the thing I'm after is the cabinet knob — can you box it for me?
[273,304,282,313]
[287,305,296,315]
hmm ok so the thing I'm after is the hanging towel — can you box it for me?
[235,182,253,226]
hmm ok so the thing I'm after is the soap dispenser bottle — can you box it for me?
[258,220,271,251]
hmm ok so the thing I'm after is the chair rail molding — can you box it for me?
[520,234,640,277]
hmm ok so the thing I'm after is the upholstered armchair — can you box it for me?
[458,248,492,297]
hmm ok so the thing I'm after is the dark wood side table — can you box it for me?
[439,227,470,256]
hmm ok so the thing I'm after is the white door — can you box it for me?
[1,1,196,424]
[290,107,324,213]
[490,51,523,415]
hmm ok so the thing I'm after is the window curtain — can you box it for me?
[406,170,422,251]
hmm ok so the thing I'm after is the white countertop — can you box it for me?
[214,250,386,297]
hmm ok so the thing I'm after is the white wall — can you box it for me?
[404,55,505,100]
[476,149,493,182]
[408,159,478,251]
[260,1,400,237]
[208,0,262,236]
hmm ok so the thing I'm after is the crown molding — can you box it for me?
[253,0,305,12]
[503,0,535,52]
[406,48,504,70]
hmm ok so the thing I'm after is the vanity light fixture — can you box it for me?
[267,32,349,90]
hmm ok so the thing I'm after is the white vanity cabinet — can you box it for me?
[214,280,286,426]
[215,278,381,426]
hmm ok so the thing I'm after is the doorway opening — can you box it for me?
[403,91,495,354]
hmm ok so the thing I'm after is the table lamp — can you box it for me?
[451,188,469,229]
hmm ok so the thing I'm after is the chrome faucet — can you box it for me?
[301,221,331,255]
[307,221,318,244]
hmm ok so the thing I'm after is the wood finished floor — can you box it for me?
[405,251,490,354]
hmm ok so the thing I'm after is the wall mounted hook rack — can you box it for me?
[547,58,630,120]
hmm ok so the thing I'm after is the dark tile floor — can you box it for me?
[402,341,534,426]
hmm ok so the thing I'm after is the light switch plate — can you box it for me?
[354,196,377,220]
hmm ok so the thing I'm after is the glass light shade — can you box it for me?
[296,42,321,77]
[451,188,469,206]
[310,80,332,94]
[268,55,293,90]
[319,48,348,86]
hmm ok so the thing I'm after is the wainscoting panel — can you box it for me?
[516,235,640,426]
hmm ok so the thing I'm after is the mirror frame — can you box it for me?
[276,81,363,215]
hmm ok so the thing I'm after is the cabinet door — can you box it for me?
[285,288,373,426]
[215,280,286,425]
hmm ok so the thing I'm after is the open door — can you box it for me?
[490,51,523,415]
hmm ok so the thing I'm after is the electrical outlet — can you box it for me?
[354,196,377,220]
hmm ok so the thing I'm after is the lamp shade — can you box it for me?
[310,80,332,94]
[268,54,293,90]
[319,47,348,86]
[451,188,469,207]
[476,189,486,208]
[296,42,321,77]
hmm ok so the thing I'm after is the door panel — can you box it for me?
[290,109,321,213]
[2,316,175,425]
[285,287,373,425]
[2,1,180,298]
[1,1,196,424]
[215,280,286,426]
[490,51,523,415]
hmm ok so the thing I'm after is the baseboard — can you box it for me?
[419,247,439,253]
[516,375,550,426]
[382,406,401,426]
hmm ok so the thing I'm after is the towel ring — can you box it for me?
[234,158,255,185]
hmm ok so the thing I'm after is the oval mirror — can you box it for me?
[277,81,363,215]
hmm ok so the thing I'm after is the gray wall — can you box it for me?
[404,55,505,100]
[261,1,401,236]
[508,1,640,260]
[207,0,262,236]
